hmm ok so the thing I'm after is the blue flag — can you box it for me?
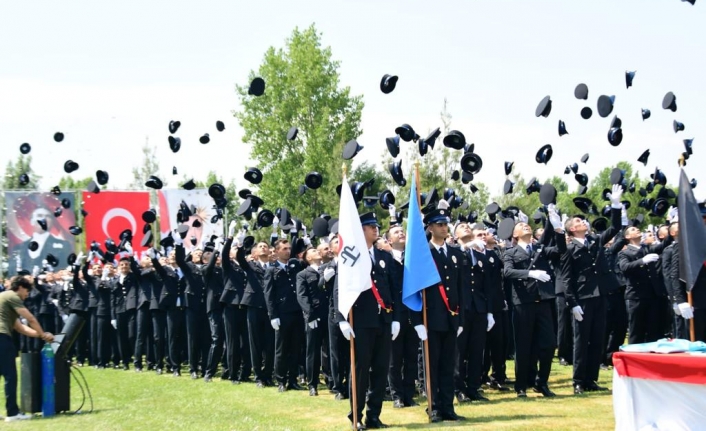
[402,172,441,311]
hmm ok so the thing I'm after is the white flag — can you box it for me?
[337,176,372,318]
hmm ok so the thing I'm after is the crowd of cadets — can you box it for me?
[4,186,706,428]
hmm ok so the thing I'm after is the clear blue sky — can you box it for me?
[1,0,704,200]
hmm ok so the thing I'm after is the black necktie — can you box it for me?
[440,247,447,259]
[526,245,532,255]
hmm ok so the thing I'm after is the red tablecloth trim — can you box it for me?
[613,351,706,385]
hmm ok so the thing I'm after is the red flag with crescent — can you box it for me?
[82,191,151,255]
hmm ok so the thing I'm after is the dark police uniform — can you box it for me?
[111,264,138,368]
[203,249,225,380]
[296,264,329,392]
[321,258,349,398]
[220,237,251,382]
[152,257,185,375]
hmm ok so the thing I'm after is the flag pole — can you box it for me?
[414,160,433,422]
[343,162,360,430]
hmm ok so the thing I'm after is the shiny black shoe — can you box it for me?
[487,380,510,391]
[278,384,287,393]
[405,400,419,407]
[516,390,527,398]
[231,380,240,385]
[559,357,572,366]
[393,399,404,409]
[428,409,443,423]
[287,382,305,391]
[600,364,612,371]
[173,371,181,377]
[204,376,213,383]
[155,369,163,375]
[440,412,465,421]
[585,382,609,392]
[533,385,556,397]
[455,392,471,403]
[309,387,318,396]
[335,392,348,401]
[190,372,199,380]
[256,380,265,389]
[364,418,388,429]
[467,390,489,401]
[574,384,585,395]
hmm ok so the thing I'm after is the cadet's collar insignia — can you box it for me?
[289,263,296,268]
[440,210,445,215]
[451,255,457,264]
[489,257,494,263]
[478,260,483,268]
[379,260,386,269]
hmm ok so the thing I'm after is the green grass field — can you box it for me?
[8,358,614,431]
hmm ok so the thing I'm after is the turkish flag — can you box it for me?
[82,191,151,255]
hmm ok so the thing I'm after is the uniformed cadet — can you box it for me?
[453,222,493,403]
[202,242,225,382]
[145,248,168,374]
[152,248,185,376]
[503,207,565,398]
[415,208,465,423]
[111,256,138,369]
[264,239,305,392]
[174,235,211,379]
[559,184,623,394]
[221,231,251,384]
[334,212,401,430]
[130,248,158,372]
[618,225,673,344]
[662,223,688,339]
[296,247,328,396]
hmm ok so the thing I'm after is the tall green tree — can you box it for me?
[234,24,364,223]
[129,137,165,209]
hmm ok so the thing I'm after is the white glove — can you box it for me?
[302,224,308,235]
[503,300,509,311]
[388,204,397,219]
[668,206,679,223]
[32,266,40,277]
[236,229,246,246]
[272,216,280,229]
[414,324,428,341]
[437,199,450,210]
[548,208,563,231]
[61,314,69,323]
[303,236,312,246]
[174,234,184,246]
[323,267,335,282]
[111,319,117,330]
[101,267,110,280]
[487,313,495,332]
[642,253,659,264]
[308,320,318,329]
[391,321,400,340]
[678,302,694,319]
[146,248,156,260]
[517,210,529,224]
[457,326,463,337]
[228,221,237,237]
[528,270,551,282]
[77,252,86,265]
[469,239,486,251]
[572,306,584,322]
[51,299,59,307]
[270,318,280,331]
[124,242,133,254]
[608,184,623,208]
[674,303,681,315]
[339,321,355,340]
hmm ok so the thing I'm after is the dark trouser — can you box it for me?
[513,301,555,391]
[96,315,113,367]
[73,310,89,363]
[224,305,250,381]
[626,297,661,345]
[134,306,152,369]
[572,296,606,386]
[694,308,706,342]
[206,309,225,378]
[151,309,167,370]
[556,295,573,362]
[247,306,274,383]
[167,307,186,372]
[455,311,487,394]
[349,325,391,422]
[604,290,627,366]
[428,329,457,416]
[673,306,689,340]
[305,317,327,389]
[186,308,210,375]
[274,312,304,385]
[329,317,349,395]
[0,334,20,417]
[89,308,98,365]
[388,320,418,405]
[117,309,136,366]
[39,314,56,341]
[483,310,507,383]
